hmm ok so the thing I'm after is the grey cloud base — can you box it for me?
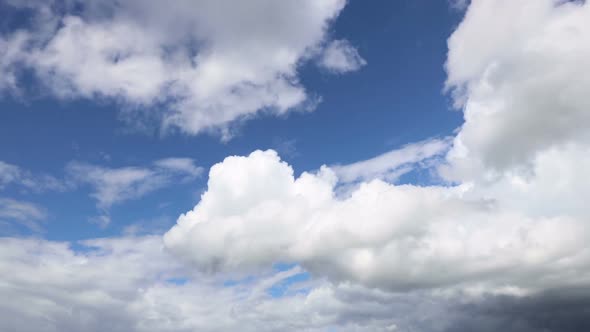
[1,236,588,332]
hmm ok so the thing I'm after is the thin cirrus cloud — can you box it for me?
[0,160,67,193]
[67,158,202,210]
[0,197,46,233]
[0,0,364,139]
[331,137,451,184]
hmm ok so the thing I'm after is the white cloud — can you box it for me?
[0,197,46,232]
[444,0,590,180]
[0,235,463,332]
[332,138,451,183]
[0,0,356,137]
[67,158,202,210]
[317,39,367,73]
[0,161,21,188]
[0,160,67,193]
[164,149,590,292]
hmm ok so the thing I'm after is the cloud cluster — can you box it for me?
[2,0,590,330]
[164,0,590,297]
[0,0,364,137]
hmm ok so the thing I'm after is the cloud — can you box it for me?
[332,138,451,183]
[0,161,20,188]
[0,197,46,232]
[1,235,588,332]
[317,39,367,73]
[67,158,202,210]
[444,0,590,180]
[0,0,359,137]
[0,160,67,193]
[164,149,590,292]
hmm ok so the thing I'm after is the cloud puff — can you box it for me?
[0,0,361,137]
[317,39,367,73]
[162,0,590,296]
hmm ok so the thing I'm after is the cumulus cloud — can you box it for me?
[317,39,367,73]
[164,149,590,292]
[67,158,202,210]
[0,0,361,137]
[444,0,590,179]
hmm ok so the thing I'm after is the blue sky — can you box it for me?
[0,0,463,240]
[1,1,590,331]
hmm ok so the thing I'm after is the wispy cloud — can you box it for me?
[331,137,451,184]
[0,197,46,233]
[0,160,67,193]
[66,158,202,223]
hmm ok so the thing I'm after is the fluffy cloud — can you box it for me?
[67,158,202,210]
[0,0,360,137]
[317,39,367,73]
[444,0,590,179]
[164,149,590,292]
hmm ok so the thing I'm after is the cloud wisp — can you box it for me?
[67,158,202,225]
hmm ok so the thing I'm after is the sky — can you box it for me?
[0,0,589,331]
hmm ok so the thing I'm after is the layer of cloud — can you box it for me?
[67,158,202,210]
[0,0,363,137]
[317,39,367,73]
[1,235,588,332]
